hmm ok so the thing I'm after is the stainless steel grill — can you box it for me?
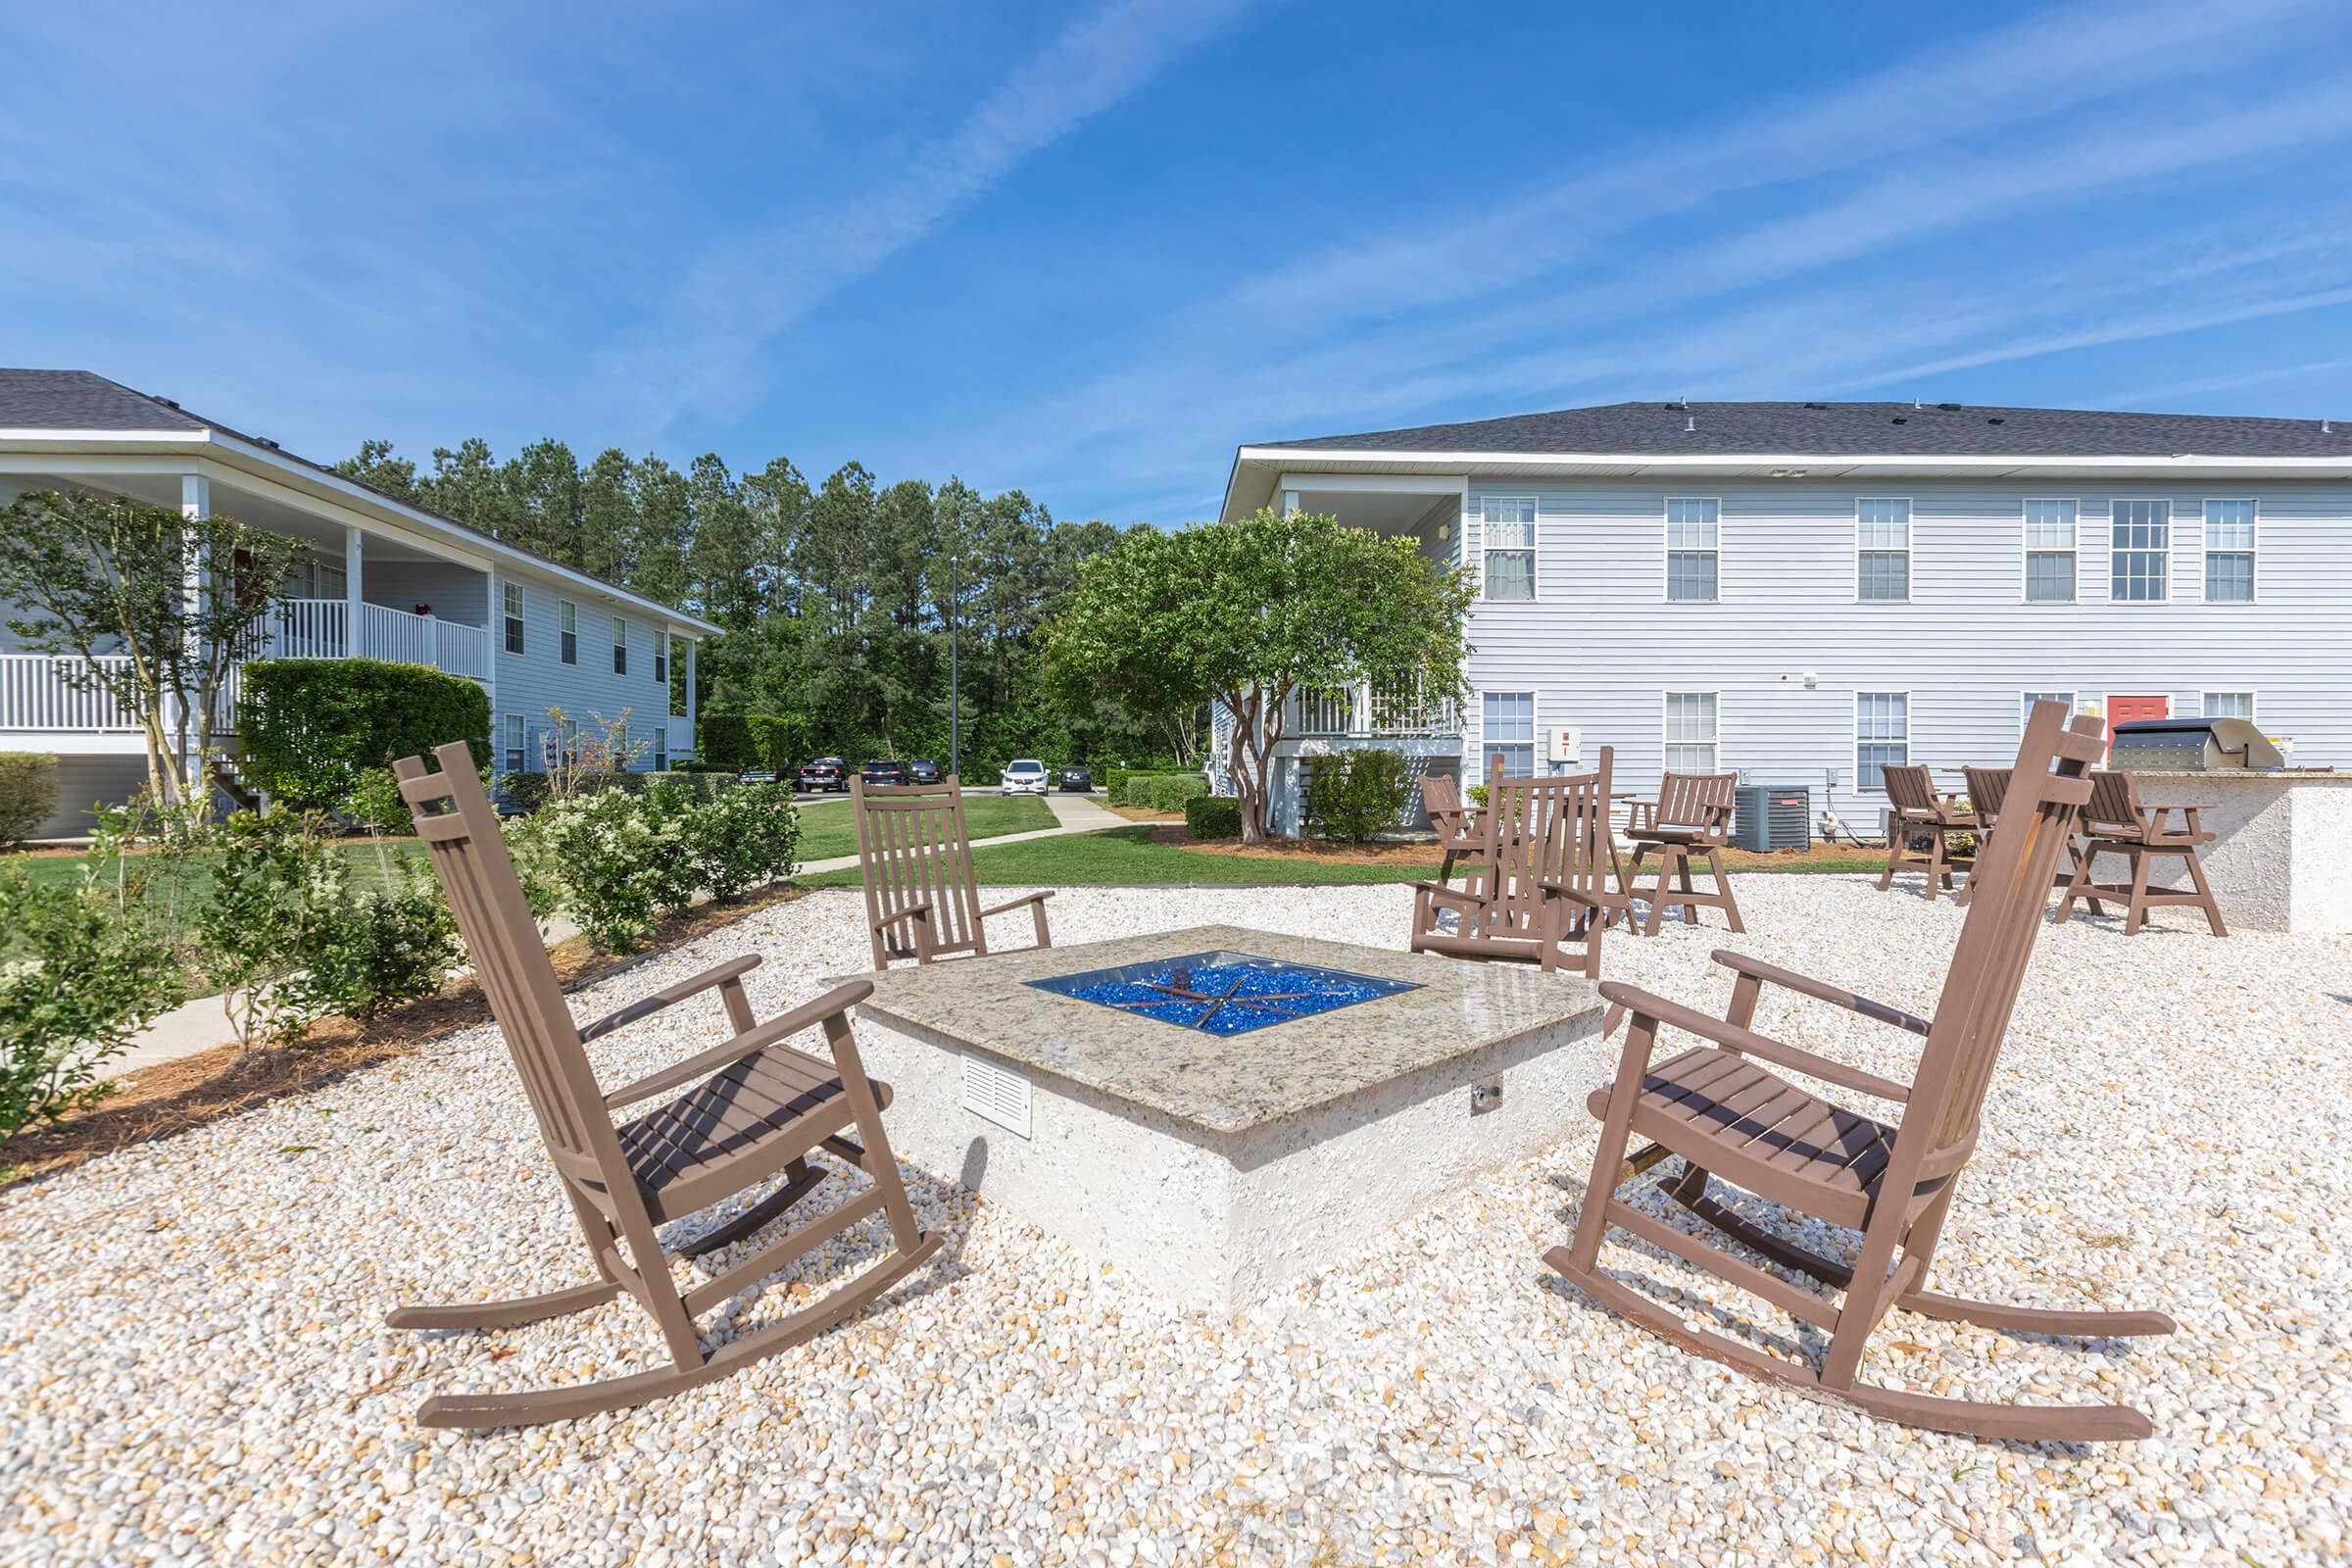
[2109,717,2282,771]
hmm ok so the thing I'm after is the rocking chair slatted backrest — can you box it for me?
[1470,748,1612,937]
[394,744,620,1182]
[1654,771,1737,836]
[1895,703,2104,1165]
[2082,769,2142,836]
[1421,773,1469,831]
[1960,766,2013,830]
[852,775,989,966]
[1880,762,1942,816]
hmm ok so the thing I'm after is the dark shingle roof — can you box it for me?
[1251,401,2352,459]
[0,368,208,431]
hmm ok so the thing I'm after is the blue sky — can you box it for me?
[7,0,2352,523]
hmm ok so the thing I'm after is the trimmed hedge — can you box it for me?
[1183,795,1241,840]
[237,658,490,811]
[1302,748,1414,842]
[1125,773,1209,811]
[500,769,735,815]
[0,753,61,847]
[699,712,797,774]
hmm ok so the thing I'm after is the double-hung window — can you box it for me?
[612,615,628,676]
[1479,691,1537,777]
[653,726,669,771]
[1856,692,1909,787]
[2022,690,2076,731]
[1663,692,1719,772]
[1481,497,1536,601]
[502,583,524,655]
[2202,500,2255,602]
[1664,499,1720,602]
[558,599,577,664]
[502,714,524,774]
[1856,500,1910,601]
[654,630,669,685]
[2200,691,2256,722]
[2024,500,2078,602]
[2111,500,2170,601]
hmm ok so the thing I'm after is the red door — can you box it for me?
[2106,694,2169,754]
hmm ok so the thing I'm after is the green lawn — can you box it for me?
[11,839,421,899]
[792,792,1056,862]
[801,824,1446,887]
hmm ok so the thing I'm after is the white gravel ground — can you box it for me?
[2,876,2347,1567]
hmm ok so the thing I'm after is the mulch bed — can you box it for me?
[0,885,806,1191]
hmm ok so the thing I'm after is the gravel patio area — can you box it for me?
[3,878,2346,1566]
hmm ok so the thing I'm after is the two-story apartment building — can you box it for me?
[1215,401,2352,835]
[1,369,719,837]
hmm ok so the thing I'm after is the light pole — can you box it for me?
[947,537,960,777]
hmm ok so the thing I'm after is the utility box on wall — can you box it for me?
[1547,726,1582,766]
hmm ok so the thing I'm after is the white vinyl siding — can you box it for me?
[1479,691,1536,777]
[502,582,525,655]
[1855,691,1909,787]
[2203,500,2255,602]
[1481,497,1536,601]
[2111,500,2170,602]
[1664,499,1719,602]
[2024,500,2078,602]
[1856,500,1910,601]
[2200,690,2256,721]
[1663,691,1719,772]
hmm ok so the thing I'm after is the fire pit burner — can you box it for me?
[1025,949,1420,1036]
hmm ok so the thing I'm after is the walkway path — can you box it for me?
[112,792,1128,1076]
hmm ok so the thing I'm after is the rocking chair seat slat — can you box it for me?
[615,1047,885,1224]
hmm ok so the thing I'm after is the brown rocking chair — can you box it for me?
[1547,704,2175,1442]
[386,743,941,1428]
[1876,763,1977,901]
[1623,771,1744,935]
[1408,749,1622,978]
[1420,772,1483,885]
[2055,770,2229,937]
[851,774,1054,967]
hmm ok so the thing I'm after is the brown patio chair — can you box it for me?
[1420,772,1483,885]
[1623,771,1743,936]
[1959,763,2102,908]
[851,774,1053,967]
[2055,770,2228,937]
[385,742,940,1428]
[1546,703,2175,1442]
[1876,763,1976,901]
[1407,749,1624,978]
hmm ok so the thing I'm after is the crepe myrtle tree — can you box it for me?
[1044,508,1475,844]
[0,489,306,806]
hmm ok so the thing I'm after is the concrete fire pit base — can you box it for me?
[840,925,1604,1312]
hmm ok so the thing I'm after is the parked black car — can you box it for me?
[1055,764,1095,793]
[904,758,943,785]
[797,757,849,793]
[860,759,908,787]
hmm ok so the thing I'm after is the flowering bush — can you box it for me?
[689,781,800,901]
[198,808,349,1050]
[300,858,462,1025]
[532,788,693,952]
[0,868,181,1139]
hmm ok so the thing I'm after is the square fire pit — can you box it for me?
[839,924,1604,1310]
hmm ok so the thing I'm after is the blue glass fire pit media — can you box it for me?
[1025,949,1421,1036]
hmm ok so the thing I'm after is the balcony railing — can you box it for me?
[1286,681,1461,738]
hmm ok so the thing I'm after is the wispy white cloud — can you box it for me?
[596,0,1255,429]
[2106,357,2352,407]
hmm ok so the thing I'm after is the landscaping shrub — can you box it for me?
[745,714,797,774]
[1126,774,1209,811]
[346,766,416,836]
[1183,795,1242,840]
[698,712,759,771]
[1304,749,1415,843]
[299,858,462,1025]
[0,867,181,1138]
[688,781,800,901]
[236,658,491,811]
[0,754,60,848]
[195,809,348,1050]
[532,788,693,952]
[499,772,551,814]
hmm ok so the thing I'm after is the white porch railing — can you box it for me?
[430,615,490,679]
[0,655,140,730]
[1287,681,1461,738]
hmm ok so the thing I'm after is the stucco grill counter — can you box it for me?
[2121,769,2352,934]
[836,925,1604,1310]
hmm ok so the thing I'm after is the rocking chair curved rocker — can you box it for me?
[385,743,940,1429]
[1546,704,2175,1442]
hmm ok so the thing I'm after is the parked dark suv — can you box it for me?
[797,757,849,793]
[1055,764,1095,793]
[860,759,908,787]
[904,758,943,785]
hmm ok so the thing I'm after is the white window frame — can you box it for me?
[2200,498,2257,604]
[1854,689,1911,791]
[1854,498,1912,604]
[654,628,669,685]
[1662,498,1721,603]
[2199,690,2257,722]
[1661,690,1721,774]
[2021,689,2077,733]
[558,598,577,665]
[502,582,524,655]
[1479,495,1538,602]
[1477,689,1539,779]
[2021,499,2079,604]
[2109,499,2171,604]
[502,713,525,774]
[653,726,669,771]
[612,613,629,676]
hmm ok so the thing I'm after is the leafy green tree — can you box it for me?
[418,436,520,541]
[578,447,639,585]
[334,438,421,503]
[686,453,761,630]
[630,456,694,607]
[504,437,583,564]
[1044,509,1475,842]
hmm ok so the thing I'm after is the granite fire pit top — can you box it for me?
[835,924,1601,1135]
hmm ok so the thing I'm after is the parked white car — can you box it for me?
[1000,759,1049,796]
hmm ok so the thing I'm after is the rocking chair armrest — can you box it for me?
[1533,878,1610,908]
[579,955,763,1044]
[872,902,936,930]
[1598,979,1914,1104]
[602,979,875,1110]
[975,890,1054,920]
[1411,879,1487,908]
[1709,949,1933,1039]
